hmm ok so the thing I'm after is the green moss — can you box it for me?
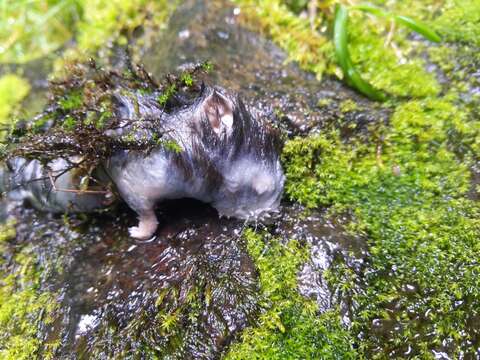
[0,222,59,360]
[246,2,480,356]
[234,0,330,79]
[282,96,480,356]
[0,75,30,138]
[47,0,178,76]
[157,84,177,106]
[225,229,356,359]
[0,221,17,243]
[433,0,480,46]
[58,89,84,111]
[76,0,176,53]
[236,0,441,98]
[317,97,333,108]
[346,10,440,98]
[1,0,178,65]
[180,73,194,87]
[161,139,182,154]
[339,99,359,113]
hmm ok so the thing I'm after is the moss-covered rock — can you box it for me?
[282,108,480,355]
[2,0,480,358]
[232,0,480,357]
[225,229,356,359]
[0,222,59,360]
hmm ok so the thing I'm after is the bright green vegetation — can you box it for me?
[235,0,330,79]
[283,98,480,356]
[0,74,30,138]
[0,0,177,64]
[334,5,440,98]
[75,0,177,54]
[158,83,177,106]
[433,0,480,46]
[236,0,441,98]
[226,229,356,359]
[334,3,441,100]
[0,0,80,63]
[232,0,480,357]
[0,222,59,359]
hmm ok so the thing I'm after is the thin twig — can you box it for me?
[47,170,109,195]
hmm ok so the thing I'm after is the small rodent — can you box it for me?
[1,85,285,239]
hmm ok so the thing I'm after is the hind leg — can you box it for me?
[106,160,161,239]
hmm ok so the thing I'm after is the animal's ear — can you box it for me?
[203,90,234,135]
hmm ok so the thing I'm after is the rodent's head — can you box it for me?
[213,156,285,220]
[191,87,285,220]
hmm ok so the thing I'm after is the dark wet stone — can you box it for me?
[6,201,258,359]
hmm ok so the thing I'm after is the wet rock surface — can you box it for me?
[7,201,259,358]
[0,0,382,358]
[4,203,364,358]
[139,0,389,139]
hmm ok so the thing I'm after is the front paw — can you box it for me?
[128,226,155,240]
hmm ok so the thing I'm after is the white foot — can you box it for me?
[128,212,158,240]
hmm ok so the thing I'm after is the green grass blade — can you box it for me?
[346,60,386,101]
[394,15,441,43]
[353,3,442,43]
[333,4,386,101]
[350,3,389,18]
[333,4,350,75]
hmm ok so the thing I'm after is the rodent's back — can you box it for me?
[107,85,284,220]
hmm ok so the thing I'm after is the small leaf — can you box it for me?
[351,3,388,17]
[352,3,441,43]
[394,15,442,43]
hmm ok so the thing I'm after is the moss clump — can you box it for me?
[0,0,178,64]
[339,99,359,113]
[345,11,440,98]
[282,96,480,357]
[234,0,330,79]
[433,0,480,46]
[225,229,356,359]
[58,89,84,111]
[75,0,178,53]
[236,0,441,98]
[0,222,59,360]
[157,83,177,106]
[0,75,30,139]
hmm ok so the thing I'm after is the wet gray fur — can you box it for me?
[2,86,285,239]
